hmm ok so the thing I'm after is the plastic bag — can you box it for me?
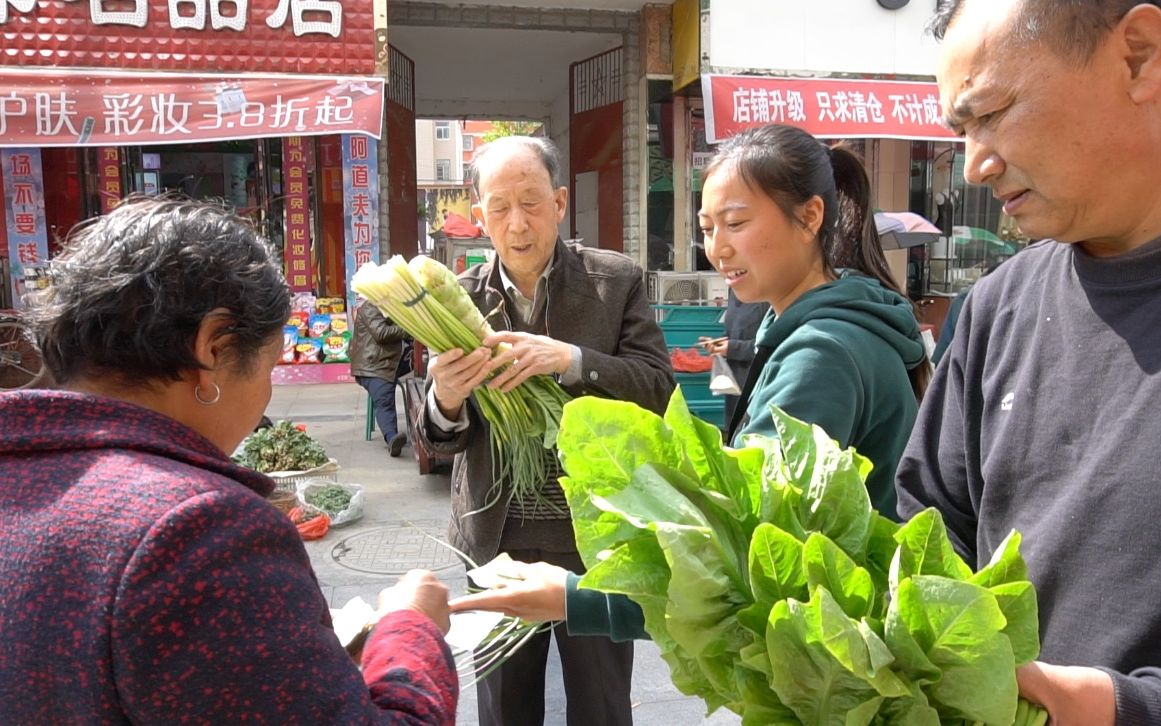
[297,479,365,527]
[709,354,741,396]
[670,347,714,373]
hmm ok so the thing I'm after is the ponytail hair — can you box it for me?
[827,143,931,400]
[704,124,931,399]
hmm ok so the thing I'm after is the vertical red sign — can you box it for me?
[282,137,313,292]
[98,147,122,214]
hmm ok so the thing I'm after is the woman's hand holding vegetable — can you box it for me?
[1016,662,1115,726]
[378,570,452,635]
[482,331,572,393]
[429,347,493,420]
[447,561,569,622]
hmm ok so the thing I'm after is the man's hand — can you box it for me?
[698,336,729,357]
[447,561,570,622]
[428,347,492,419]
[1016,661,1116,726]
[378,570,452,634]
[482,331,572,393]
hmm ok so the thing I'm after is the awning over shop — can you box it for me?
[702,74,957,144]
[0,70,385,148]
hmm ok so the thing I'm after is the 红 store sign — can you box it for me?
[0,69,384,147]
[0,0,382,75]
[702,74,957,143]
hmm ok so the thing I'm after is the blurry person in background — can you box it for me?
[698,289,770,423]
[0,198,457,724]
[351,299,411,457]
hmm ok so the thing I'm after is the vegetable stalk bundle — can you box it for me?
[352,256,571,512]
[556,390,1047,726]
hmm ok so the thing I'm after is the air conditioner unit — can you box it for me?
[700,272,728,306]
[650,272,703,305]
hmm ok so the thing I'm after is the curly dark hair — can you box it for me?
[25,196,291,386]
[929,0,1160,64]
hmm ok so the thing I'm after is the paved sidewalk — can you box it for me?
[268,382,738,725]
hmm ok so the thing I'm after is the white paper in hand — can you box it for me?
[330,596,378,649]
[445,609,506,653]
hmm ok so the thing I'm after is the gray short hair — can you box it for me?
[469,136,563,194]
[26,196,291,386]
[929,0,1158,63]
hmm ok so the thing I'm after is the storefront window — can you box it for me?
[908,141,1025,295]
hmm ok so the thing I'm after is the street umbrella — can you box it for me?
[874,211,942,250]
[952,225,1019,255]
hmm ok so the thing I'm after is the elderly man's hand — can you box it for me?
[378,570,452,634]
[428,347,492,419]
[448,561,570,622]
[482,331,572,393]
[1016,662,1115,726]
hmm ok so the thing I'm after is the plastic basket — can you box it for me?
[268,458,340,493]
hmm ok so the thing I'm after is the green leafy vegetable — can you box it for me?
[234,420,329,473]
[557,389,1045,725]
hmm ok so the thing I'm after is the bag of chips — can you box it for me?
[280,325,299,365]
[296,336,323,364]
[329,313,349,335]
[322,332,351,363]
[309,313,332,339]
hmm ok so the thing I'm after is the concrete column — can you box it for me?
[622,16,642,261]
[377,100,391,263]
[672,94,690,272]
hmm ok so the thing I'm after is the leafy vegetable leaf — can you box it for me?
[886,576,1018,724]
[803,533,877,621]
[765,595,884,725]
[771,407,873,559]
[891,508,973,586]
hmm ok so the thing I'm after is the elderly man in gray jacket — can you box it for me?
[418,136,674,726]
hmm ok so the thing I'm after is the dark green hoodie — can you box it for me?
[733,272,926,517]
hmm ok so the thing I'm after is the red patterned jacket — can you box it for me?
[0,390,458,725]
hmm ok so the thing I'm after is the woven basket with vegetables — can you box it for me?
[352,255,571,514]
[235,420,338,491]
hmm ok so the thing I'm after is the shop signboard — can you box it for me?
[282,136,313,293]
[0,0,385,76]
[1,148,49,308]
[0,70,384,148]
[702,74,957,143]
[342,133,378,317]
[98,147,122,213]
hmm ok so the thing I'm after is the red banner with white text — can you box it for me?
[0,70,384,148]
[702,74,957,143]
[282,136,314,293]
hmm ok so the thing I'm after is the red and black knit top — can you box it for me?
[0,389,458,725]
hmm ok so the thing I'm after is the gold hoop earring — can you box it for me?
[194,382,222,405]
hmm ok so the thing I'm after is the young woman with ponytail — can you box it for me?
[700,123,931,518]
[447,123,933,637]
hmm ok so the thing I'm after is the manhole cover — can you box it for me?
[331,520,462,574]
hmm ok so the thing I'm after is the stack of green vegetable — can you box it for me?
[352,256,571,512]
[557,390,1046,726]
[304,484,353,517]
[234,420,329,473]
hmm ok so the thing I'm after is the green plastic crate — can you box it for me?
[689,399,726,429]
[675,373,715,404]
[655,305,725,348]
